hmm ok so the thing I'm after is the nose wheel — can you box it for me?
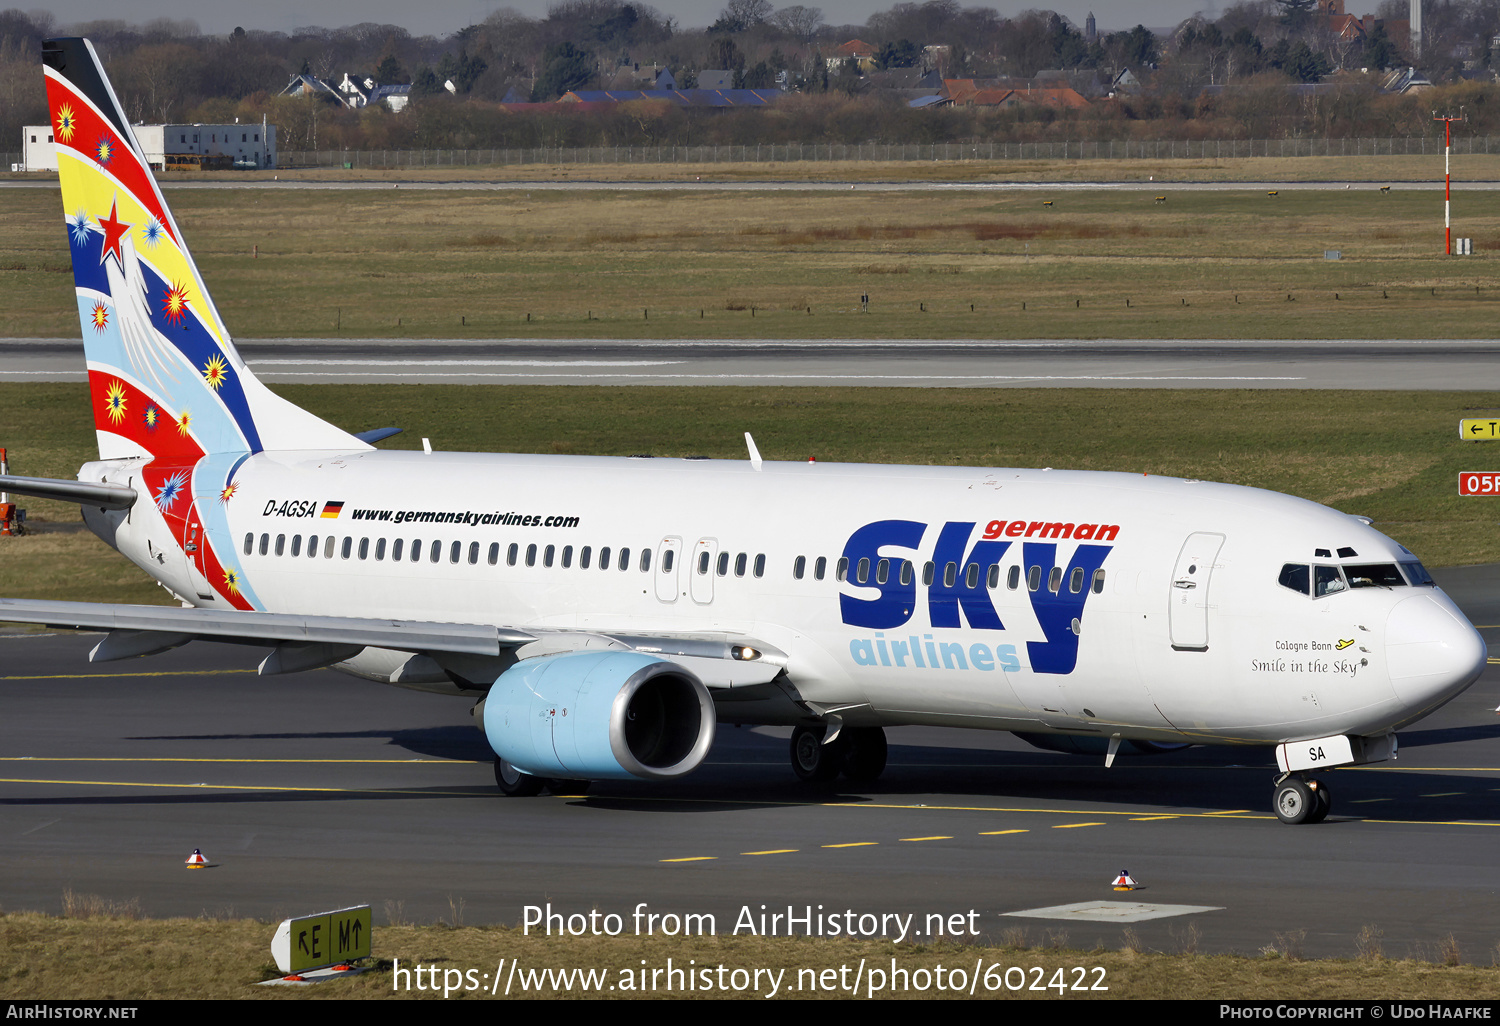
[1273,775,1331,824]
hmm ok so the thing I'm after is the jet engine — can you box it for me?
[482,650,715,780]
[1013,732,1192,757]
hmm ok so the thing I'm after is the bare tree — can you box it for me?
[771,5,824,40]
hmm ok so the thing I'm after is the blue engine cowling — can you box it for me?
[482,650,716,780]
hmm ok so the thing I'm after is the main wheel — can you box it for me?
[841,727,888,783]
[790,725,845,782]
[1273,778,1316,824]
[495,757,544,797]
[1307,779,1332,824]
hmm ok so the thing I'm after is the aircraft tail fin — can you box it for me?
[41,38,368,460]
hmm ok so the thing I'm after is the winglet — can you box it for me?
[744,432,762,472]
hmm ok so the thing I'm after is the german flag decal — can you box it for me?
[320,501,344,519]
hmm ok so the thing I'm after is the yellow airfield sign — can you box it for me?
[1460,419,1500,440]
[271,905,372,974]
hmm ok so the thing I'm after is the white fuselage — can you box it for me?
[87,448,1488,749]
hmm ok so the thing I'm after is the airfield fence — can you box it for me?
[273,135,1500,168]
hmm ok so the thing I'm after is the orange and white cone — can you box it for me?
[185,848,210,868]
[1111,870,1138,891]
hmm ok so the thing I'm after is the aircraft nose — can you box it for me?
[1384,593,1487,709]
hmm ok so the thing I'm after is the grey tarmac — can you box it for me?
[0,563,1496,961]
[5,338,1500,389]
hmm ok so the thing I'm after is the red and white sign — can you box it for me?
[1459,472,1500,495]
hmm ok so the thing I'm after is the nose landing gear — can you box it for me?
[1273,774,1331,824]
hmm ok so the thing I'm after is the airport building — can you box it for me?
[19,121,277,172]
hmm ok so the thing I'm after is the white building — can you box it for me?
[19,122,277,172]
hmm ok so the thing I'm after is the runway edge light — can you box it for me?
[184,848,209,868]
[1112,870,1139,891]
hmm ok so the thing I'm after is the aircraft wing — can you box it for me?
[0,598,787,685]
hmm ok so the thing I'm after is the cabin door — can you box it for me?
[1169,532,1225,651]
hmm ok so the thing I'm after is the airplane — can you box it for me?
[0,37,1487,825]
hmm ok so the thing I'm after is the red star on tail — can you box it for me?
[98,199,131,267]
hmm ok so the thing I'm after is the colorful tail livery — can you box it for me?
[42,37,361,461]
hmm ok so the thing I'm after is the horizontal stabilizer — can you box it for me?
[353,427,403,444]
[0,474,136,510]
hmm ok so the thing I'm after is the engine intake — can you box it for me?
[483,650,715,780]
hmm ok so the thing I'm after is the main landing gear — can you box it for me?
[790,725,888,784]
[494,758,590,797]
[1272,773,1331,824]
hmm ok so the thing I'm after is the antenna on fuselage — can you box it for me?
[744,432,763,472]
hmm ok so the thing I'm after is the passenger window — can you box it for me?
[341,537,352,559]
[581,545,592,569]
[308,534,319,558]
[375,538,386,561]
[1314,565,1346,597]
[469,541,480,565]
[619,547,630,571]
[720,552,731,577]
[856,557,870,584]
[922,561,934,586]
[392,538,403,561]
[1070,567,1084,593]
[699,551,711,574]
[1048,567,1062,593]
[259,533,269,556]
[943,562,957,588]
[734,552,747,577]
[988,564,1000,589]
[275,534,285,556]
[563,545,574,568]
[793,555,806,580]
[965,563,979,589]
[409,539,420,562]
[324,536,335,558]
[600,546,611,569]
[640,548,651,572]
[1278,563,1310,596]
[1091,569,1106,594]
[291,535,302,557]
[1008,565,1020,590]
[544,544,554,568]
[358,538,369,560]
[835,557,848,582]
[1027,566,1041,591]
[815,556,827,580]
[901,560,913,586]
[243,533,253,555]
[449,541,461,564]
[488,543,499,566]
[526,544,537,567]
[507,543,518,566]
[875,558,888,585]
[754,554,765,578]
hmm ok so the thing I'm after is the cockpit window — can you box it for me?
[1314,565,1347,597]
[1344,563,1406,589]
[1278,563,1310,596]
[1400,562,1436,587]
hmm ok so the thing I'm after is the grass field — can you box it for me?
[4,176,1500,339]
[2,909,1497,999]
[1,383,1497,604]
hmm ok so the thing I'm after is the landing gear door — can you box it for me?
[1169,531,1225,651]
[655,536,682,603]
[690,538,717,605]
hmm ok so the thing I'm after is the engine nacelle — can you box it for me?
[482,650,715,781]
[1013,732,1192,757]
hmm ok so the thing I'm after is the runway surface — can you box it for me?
[6,338,1500,389]
[2,563,1498,961]
[6,179,1500,193]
